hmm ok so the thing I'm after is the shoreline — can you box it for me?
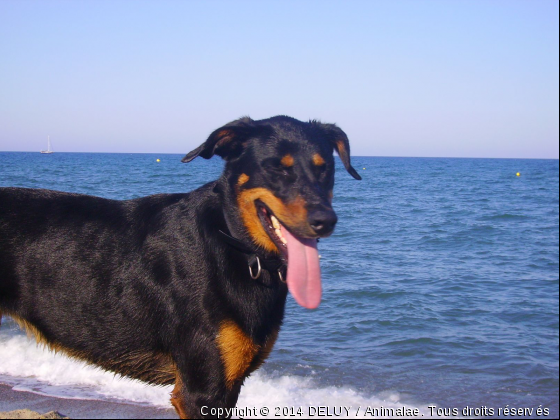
[0,383,175,419]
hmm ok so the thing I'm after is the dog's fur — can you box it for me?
[0,116,360,418]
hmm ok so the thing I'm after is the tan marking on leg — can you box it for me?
[171,374,190,419]
[216,320,260,390]
[281,154,294,167]
[312,153,326,166]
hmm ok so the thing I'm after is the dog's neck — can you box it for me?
[213,176,255,251]
[212,175,277,259]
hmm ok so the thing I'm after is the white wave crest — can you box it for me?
[0,322,435,418]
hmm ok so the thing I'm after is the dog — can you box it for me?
[0,116,361,418]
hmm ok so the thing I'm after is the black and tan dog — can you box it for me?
[0,116,361,418]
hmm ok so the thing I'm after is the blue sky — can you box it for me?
[0,0,558,158]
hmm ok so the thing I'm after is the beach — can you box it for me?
[0,383,175,419]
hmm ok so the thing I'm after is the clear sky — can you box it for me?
[0,0,558,158]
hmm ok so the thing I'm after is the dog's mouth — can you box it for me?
[255,200,322,309]
[256,201,289,262]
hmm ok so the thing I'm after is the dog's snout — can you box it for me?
[308,209,338,237]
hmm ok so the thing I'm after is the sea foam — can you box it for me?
[0,322,435,418]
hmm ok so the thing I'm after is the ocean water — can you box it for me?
[0,152,558,418]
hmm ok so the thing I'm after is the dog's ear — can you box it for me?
[182,117,259,163]
[315,122,362,180]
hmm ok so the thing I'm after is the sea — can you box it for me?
[0,152,558,418]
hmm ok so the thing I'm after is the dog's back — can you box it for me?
[0,186,217,385]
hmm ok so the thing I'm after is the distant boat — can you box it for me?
[41,136,53,154]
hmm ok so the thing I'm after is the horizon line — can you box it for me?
[1,151,559,161]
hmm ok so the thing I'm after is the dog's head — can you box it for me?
[183,116,361,308]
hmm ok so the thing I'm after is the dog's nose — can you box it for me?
[308,209,338,237]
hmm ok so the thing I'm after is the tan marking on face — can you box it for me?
[237,188,312,252]
[281,154,294,167]
[216,320,260,389]
[328,190,334,204]
[313,153,326,166]
[238,173,250,187]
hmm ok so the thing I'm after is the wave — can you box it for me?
[479,213,529,221]
[0,328,436,418]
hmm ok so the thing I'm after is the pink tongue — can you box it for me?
[280,225,322,309]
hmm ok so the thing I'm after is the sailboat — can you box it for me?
[41,136,54,154]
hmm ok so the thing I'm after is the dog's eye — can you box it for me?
[262,158,295,180]
[275,164,292,177]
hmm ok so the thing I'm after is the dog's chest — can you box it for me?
[216,320,279,388]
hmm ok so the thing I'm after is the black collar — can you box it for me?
[218,229,287,283]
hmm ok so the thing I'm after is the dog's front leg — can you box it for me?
[170,376,191,419]
[171,370,238,419]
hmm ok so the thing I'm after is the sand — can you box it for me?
[0,383,176,419]
[0,409,68,419]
